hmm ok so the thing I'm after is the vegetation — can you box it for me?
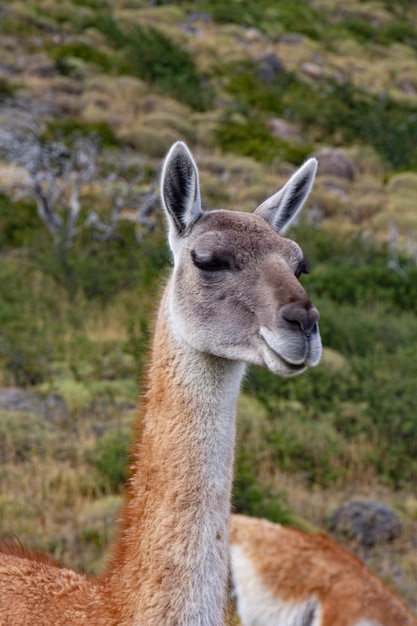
[196,0,323,39]
[3,201,417,487]
[85,13,214,111]
[244,228,417,487]
[216,111,312,165]
[221,61,417,169]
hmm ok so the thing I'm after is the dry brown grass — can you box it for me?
[0,401,128,574]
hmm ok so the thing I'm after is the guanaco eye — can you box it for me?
[191,249,233,272]
[295,257,310,279]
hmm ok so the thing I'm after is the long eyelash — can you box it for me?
[296,257,310,277]
[191,250,231,271]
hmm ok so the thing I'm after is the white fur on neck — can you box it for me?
[129,305,246,626]
[166,306,246,484]
[167,326,244,625]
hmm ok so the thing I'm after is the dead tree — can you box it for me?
[0,108,158,248]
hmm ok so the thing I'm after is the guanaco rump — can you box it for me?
[230,514,417,626]
[0,142,321,625]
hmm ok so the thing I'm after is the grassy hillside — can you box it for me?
[1,0,417,613]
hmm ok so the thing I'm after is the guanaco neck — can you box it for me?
[105,282,245,626]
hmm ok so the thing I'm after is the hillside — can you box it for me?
[1,0,417,614]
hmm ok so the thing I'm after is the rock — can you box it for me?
[244,27,262,42]
[0,387,43,414]
[301,62,324,80]
[22,52,57,78]
[0,387,69,424]
[267,118,303,143]
[398,80,417,95]
[257,53,283,83]
[328,500,403,548]
[189,12,213,23]
[280,33,304,45]
[313,148,356,181]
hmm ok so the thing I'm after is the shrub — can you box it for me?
[85,11,128,49]
[270,2,322,39]
[44,119,120,148]
[0,78,14,99]
[234,394,294,521]
[0,410,50,463]
[89,427,131,493]
[90,14,213,111]
[340,18,376,44]
[0,258,61,385]
[216,112,311,165]
[0,194,43,250]
[51,379,93,414]
[233,446,292,523]
[308,80,417,170]
[223,61,291,115]
[125,24,213,111]
[378,21,417,47]
[48,42,113,74]
[69,0,108,8]
[197,0,264,26]
[264,413,350,486]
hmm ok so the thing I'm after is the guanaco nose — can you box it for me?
[281,302,320,336]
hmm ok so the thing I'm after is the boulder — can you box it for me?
[313,148,356,181]
[257,53,283,83]
[328,500,403,548]
[267,118,303,143]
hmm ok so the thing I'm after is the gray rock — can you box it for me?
[257,53,283,83]
[0,387,43,414]
[328,500,403,548]
[267,118,303,143]
[0,387,69,424]
[313,147,356,181]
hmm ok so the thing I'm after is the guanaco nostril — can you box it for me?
[282,304,319,335]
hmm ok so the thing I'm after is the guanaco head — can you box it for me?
[161,141,321,377]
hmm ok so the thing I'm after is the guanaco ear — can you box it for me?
[161,142,202,251]
[254,158,317,234]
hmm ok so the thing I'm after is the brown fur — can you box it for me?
[0,550,104,625]
[0,535,62,567]
[230,514,417,626]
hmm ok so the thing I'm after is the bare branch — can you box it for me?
[0,108,158,248]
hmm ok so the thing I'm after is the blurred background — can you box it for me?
[1,0,417,614]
